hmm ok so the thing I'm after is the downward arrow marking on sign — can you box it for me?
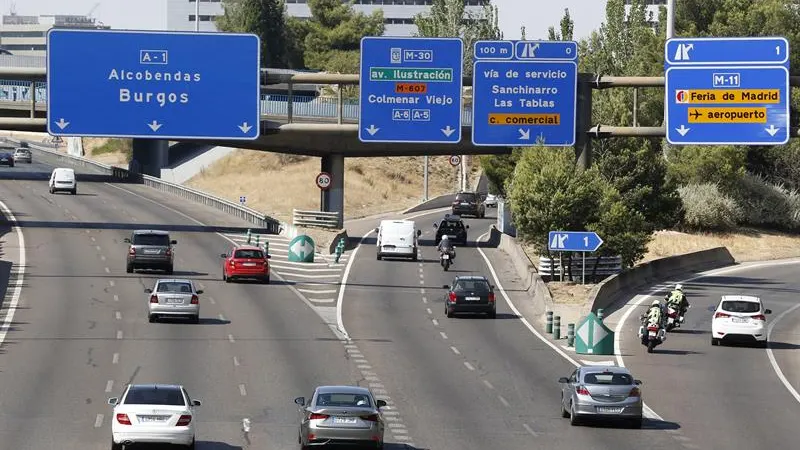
[441,126,456,137]
[239,122,253,133]
[365,125,380,136]
[675,125,690,136]
[55,118,70,130]
[148,120,162,132]
[765,125,779,136]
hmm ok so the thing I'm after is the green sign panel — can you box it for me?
[288,235,315,263]
[575,312,614,355]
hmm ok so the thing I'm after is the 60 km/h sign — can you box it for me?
[316,172,332,190]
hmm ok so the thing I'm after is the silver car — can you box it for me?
[145,279,202,324]
[558,365,643,428]
[13,148,31,163]
[294,385,387,449]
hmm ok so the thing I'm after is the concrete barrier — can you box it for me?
[497,229,556,319]
[587,246,736,313]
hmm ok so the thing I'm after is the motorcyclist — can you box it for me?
[665,284,690,321]
[437,234,455,259]
[641,298,665,328]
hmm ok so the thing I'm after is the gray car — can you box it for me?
[558,365,643,428]
[125,230,176,274]
[294,385,387,449]
[145,279,202,323]
[12,148,31,163]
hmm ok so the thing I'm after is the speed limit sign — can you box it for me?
[449,155,461,166]
[316,172,332,190]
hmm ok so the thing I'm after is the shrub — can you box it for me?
[678,183,742,231]
[729,173,800,230]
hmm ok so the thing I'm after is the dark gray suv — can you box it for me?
[125,230,176,274]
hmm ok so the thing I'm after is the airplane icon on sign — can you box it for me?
[689,110,702,120]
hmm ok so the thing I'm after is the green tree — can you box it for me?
[667,145,748,190]
[547,8,574,41]
[480,150,520,195]
[216,0,291,68]
[588,187,652,269]
[303,0,384,72]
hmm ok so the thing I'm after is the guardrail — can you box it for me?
[20,141,284,234]
[293,209,341,229]
[538,255,622,281]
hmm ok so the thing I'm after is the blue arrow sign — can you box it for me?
[359,37,463,144]
[472,40,578,147]
[664,37,790,146]
[548,231,604,252]
[47,29,260,140]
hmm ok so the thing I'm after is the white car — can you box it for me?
[109,383,201,450]
[483,193,499,208]
[711,295,772,347]
[49,167,76,194]
[145,279,202,323]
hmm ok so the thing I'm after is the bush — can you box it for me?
[668,145,747,190]
[678,183,742,231]
[729,173,800,230]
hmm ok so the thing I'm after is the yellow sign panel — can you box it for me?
[687,107,768,124]
[489,113,560,125]
[676,89,780,104]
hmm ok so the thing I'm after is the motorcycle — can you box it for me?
[665,303,691,332]
[439,247,455,271]
[638,317,667,353]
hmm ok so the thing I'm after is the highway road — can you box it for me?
[340,210,680,450]
[617,263,800,450]
[0,158,370,450]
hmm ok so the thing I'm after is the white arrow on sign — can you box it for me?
[238,122,253,133]
[55,118,70,130]
[148,120,162,132]
[291,239,314,259]
[550,233,567,249]
[675,125,690,136]
[365,125,380,136]
[765,125,780,136]
[441,126,456,137]
[518,128,530,140]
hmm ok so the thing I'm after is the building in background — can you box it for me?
[624,0,666,27]
[166,0,488,37]
[0,13,109,57]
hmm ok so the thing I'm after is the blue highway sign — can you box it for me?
[472,40,578,147]
[47,29,260,140]
[664,37,790,145]
[359,37,463,144]
[548,231,604,252]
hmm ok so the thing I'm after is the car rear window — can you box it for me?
[721,301,760,313]
[583,372,633,385]
[124,387,185,406]
[234,249,264,259]
[453,279,490,293]
[316,393,371,407]
[441,220,464,230]
[456,193,476,201]
[133,234,170,246]
[156,282,192,293]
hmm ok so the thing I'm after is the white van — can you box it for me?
[49,167,77,195]
[375,220,421,261]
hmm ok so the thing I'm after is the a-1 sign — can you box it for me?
[548,231,603,252]
[664,37,790,145]
[359,37,464,144]
[472,40,578,146]
[47,29,260,140]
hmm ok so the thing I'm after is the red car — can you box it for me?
[221,245,271,283]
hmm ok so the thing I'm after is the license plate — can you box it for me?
[243,262,256,266]
[166,298,183,304]
[597,407,623,414]
[333,416,357,424]
[648,331,656,337]
[442,254,449,260]
[465,296,481,301]
[460,202,469,205]
[732,317,747,323]
[143,249,159,254]
[138,416,164,422]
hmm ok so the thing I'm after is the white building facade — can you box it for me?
[0,14,108,57]
[166,0,225,32]
[624,0,666,26]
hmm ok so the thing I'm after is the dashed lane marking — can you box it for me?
[483,380,494,389]
[497,395,510,407]
[112,353,119,364]
[94,414,104,428]
[233,357,240,366]
[116,330,123,340]
[298,288,338,294]
[451,346,460,355]
[105,380,114,393]
[464,362,475,371]
[522,423,539,437]
[228,334,235,343]
[440,332,448,340]
[239,384,247,396]
[115,311,121,320]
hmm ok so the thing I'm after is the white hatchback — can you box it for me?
[711,295,772,347]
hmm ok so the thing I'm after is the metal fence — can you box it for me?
[292,209,340,229]
[538,255,622,282]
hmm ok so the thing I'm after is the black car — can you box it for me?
[451,191,485,218]
[443,275,496,318]
[0,151,14,167]
[434,214,469,246]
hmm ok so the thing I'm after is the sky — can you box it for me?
[0,0,608,41]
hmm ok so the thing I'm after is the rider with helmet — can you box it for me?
[665,284,690,321]
[644,298,665,327]
[437,234,455,258]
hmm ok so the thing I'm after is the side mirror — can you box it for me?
[707,306,716,312]
[294,397,305,406]
[442,285,450,289]
[634,380,642,385]
[220,253,227,258]
[196,290,204,295]
[765,309,772,314]
[433,223,438,229]
[144,288,152,294]
[192,399,202,406]
[558,377,569,384]
[466,225,470,229]
[374,227,379,233]
[171,240,178,245]
[107,397,118,405]
[123,238,131,243]
[376,399,387,408]
[266,255,272,259]
[417,230,422,237]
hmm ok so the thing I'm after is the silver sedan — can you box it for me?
[294,385,387,449]
[145,279,202,323]
[558,365,644,428]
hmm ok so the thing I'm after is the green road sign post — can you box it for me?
[575,312,614,355]
[288,235,315,263]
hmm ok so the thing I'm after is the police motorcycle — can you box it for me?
[665,300,691,332]
[638,300,667,353]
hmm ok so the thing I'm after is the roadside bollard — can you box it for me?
[567,323,575,347]
[263,241,269,255]
[597,308,605,322]
[246,228,252,244]
[546,311,554,334]
[255,235,261,246]
[553,315,561,340]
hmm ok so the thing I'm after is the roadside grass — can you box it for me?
[82,138,131,166]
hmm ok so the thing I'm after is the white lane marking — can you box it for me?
[419,280,424,285]
[394,435,411,441]
[298,288,338,294]
[115,311,121,320]
[431,318,439,326]
[464,361,475,371]
[100,255,106,261]
[109,280,115,287]
[357,364,372,370]
[90,236,96,242]
[612,258,800,419]
[233,356,240,367]
[239,384,247,396]
[426,308,433,315]
[419,268,424,273]
[112,353,119,364]
[580,359,615,366]
[497,395,510,407]
[388,422,406,429]
[483,379,494,389]
[270,264,341,273]
[522,423,539,437]
[451,346,460,355]
[105,380,114,393]
[104,267,110,274]
[440,332,448,340]
[392,428,409,434]
[420,288,426,294]
[218,314,226,321]
[307,298,336,303]
[209,297,216,305]
[422,297,428,304]
[113,294,119,302]
[116,330,123,340]
[766,302,800,404]
[0,199,26,351]
[228,334,235,343]
[94,414,104,428]
[368,383,384,389]
[95,245,101,251]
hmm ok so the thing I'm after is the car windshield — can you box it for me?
[234,249,264,259]
[315,393,371,408]
[124,387,185,406]
[583,372,633,385]
[133,234,170,246]
[455,193,476,202]
[440,221,463,231]
[156,282,192,293]
[453,279,490,293]
[721,301,760,313]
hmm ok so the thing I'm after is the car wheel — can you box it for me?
[262,275,270,284]
[71,188,76,195]
[376,254,382,261]
[711,338,719,346]
[49,187,54,194]
[148,314,156,323]
[191,315,200,324]
[111,439,123,450]
[126,263,133,274]
[225,274,231,283]
[569,404,580,426]
[187,438,196,450]
[487,310,496,319]
[629,417,643,429]
[446,306,454,318]
[560,396,570,418]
